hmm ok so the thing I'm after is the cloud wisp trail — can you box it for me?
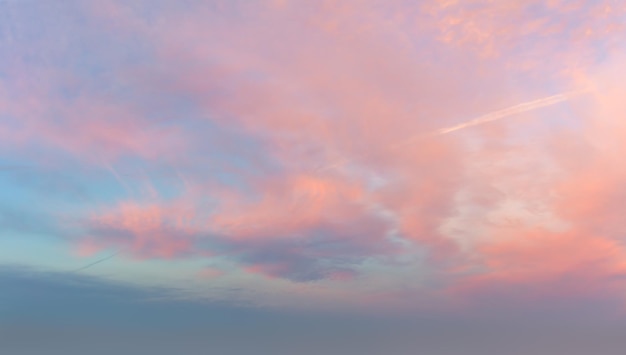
[72,251,120,273]
[434,89,588,135]
[318,89,589,172]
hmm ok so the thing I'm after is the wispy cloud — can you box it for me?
[2,0,626,317]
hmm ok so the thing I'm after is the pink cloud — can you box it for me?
[454,230,626,302]
[209,173,369,240]
[84,200,198,259]
[438,59,626,309]
[421,0,626,76]
[25,0,623,308]
[0,68,185,165]
[198,267,225,279]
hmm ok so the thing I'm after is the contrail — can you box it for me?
[318,89,589,172]
[434,89,588,135]
[72,251,120,273]
[103,162,134,195]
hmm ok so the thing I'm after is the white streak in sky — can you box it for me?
[317,89,589,172]
[435,89,588,135]
[104,162,133,195]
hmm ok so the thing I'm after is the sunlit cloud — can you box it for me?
[3,0,626,317]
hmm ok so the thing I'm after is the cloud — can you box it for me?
[421,0,626,75]
[79,178,396,281]
[438,57,626,309]
[80,200,199,259]
[4,265,626,355]
[4,0,626,317]
[0,1,186,165]
[435,89,588,135]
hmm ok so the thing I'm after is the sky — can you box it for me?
[2,0,626,354]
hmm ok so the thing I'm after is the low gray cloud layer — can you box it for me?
[3,265,626,355]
